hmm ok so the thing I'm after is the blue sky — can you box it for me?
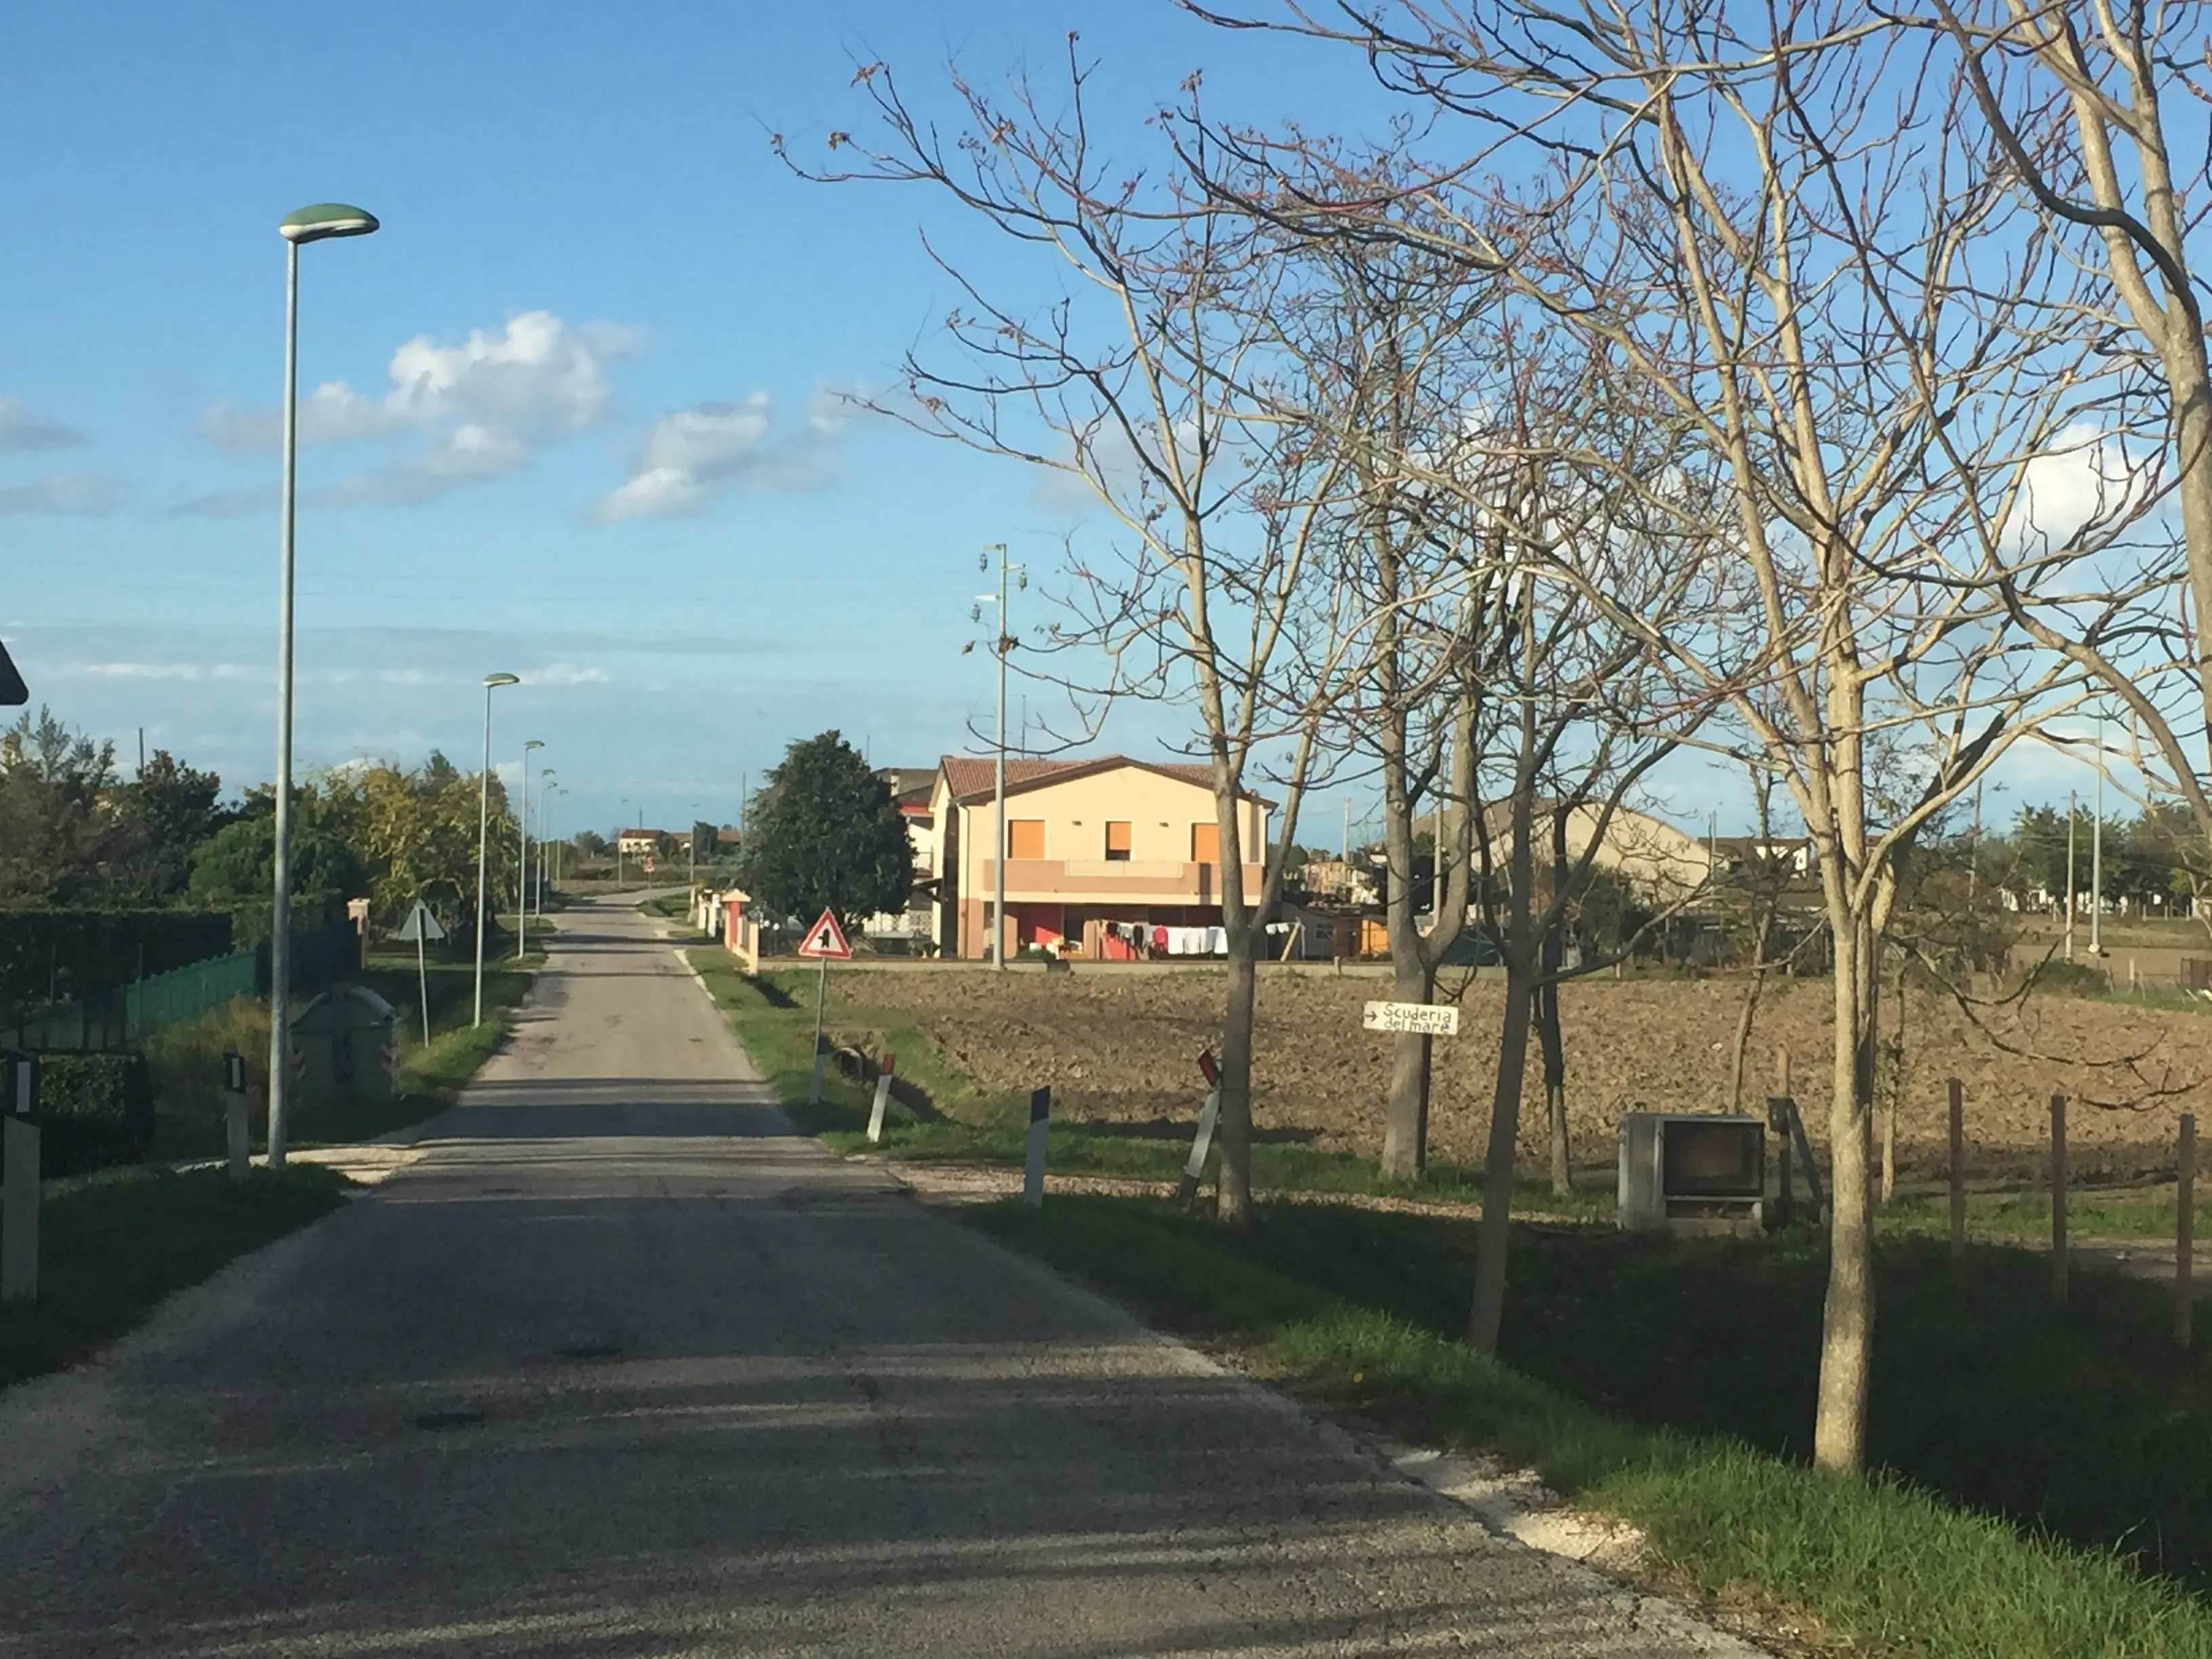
[0,1,2131,843]
[0,1,1365,836]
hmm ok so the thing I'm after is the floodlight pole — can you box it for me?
[981,544,1022,969]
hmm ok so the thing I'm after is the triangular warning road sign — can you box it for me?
[395,901,447,943]
[796,909,852,960]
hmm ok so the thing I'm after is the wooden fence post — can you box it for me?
[1948,1078,1965,1260]
[2051,1093,2068,1309]
[1774,1046,1793,1227]
[2179,1113,2196,1347]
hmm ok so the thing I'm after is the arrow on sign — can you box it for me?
[1362,1000,1460,1036]
[796,909,853,960]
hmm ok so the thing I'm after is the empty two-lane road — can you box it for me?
[0,899,1757,1657]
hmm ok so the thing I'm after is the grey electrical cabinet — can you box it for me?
[1618,1112,1765,1235]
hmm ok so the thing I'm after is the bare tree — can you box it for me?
[786,49,1382,1222]
[1902,3,2212,892]
[1177,0,2150,1471]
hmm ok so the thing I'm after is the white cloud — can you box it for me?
[195,311,646,506]
[165,485,270,519]
[70,661,219,680]
[592,388,849,523]
[2005,424,2155,552]
[529,662,610,686]
[0,396,85,451]
[0,472,122,516]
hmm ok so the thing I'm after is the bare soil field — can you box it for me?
[828,968,2212,1184]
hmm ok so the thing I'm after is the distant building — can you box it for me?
[617,828,672,859]
[925,754,1270,959]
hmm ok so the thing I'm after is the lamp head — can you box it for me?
[484,672,520,689]
[279,203,380,245]
[525,738,544,752]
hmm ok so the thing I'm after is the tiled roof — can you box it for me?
[936,754,1259,804]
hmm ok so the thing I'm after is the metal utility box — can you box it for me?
[1618,1112,1765,1235]
[290,985,398,1106]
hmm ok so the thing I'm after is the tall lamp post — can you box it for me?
[975,544,1024,969]
[268,201,379,1168]
[474,673,520,1025]
[518,739,544,958]
[617,798,632,891]
[537,768,556,920]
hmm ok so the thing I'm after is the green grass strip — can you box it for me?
[975,1196,2212,1658]
[0,1164,350,1390]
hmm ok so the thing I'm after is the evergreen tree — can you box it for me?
[736,731,914,933]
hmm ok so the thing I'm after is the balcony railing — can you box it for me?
[975,858,1266,903]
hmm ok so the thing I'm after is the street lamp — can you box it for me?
[975,544,1024,968]
[537,768,556,920]
[474,673,520,1025]
[617,798,632,891]
[518,739,544,958]
[267,201,379,1170]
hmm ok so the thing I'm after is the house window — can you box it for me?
[1105,821,1132,861]
[1191,821,1219,865]
[1008,819,1045,860]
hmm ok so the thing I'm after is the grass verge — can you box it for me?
[0,1164,350,1390]
[145,957,537,1158]
[976,1195,2212,1657]
[683,949,1611,1216]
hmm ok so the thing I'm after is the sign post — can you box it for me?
[1177,1050,1223,1213]
[796,909,853,1105]
[223,1050,251,1182]
[395,901,447,1048]
[2,1050,39,1305]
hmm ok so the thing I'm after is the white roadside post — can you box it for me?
[223,1050,250,1183]
[796,909,853,1105]
[867,1052,897,1145]
[1023,1086,1050,1207]
[1176,1050,1223,1212]
[2,1050,39,1305]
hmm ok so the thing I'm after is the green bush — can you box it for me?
[0,909,234,1012]
[2,1052,156,1179]
[2024,958,2110,998]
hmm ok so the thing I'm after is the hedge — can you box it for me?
[0,1052,156,1179]
[0,910,234,1012]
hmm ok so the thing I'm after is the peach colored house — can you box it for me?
[926,756,1269,960]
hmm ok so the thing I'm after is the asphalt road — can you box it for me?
[0,899,1759,1657]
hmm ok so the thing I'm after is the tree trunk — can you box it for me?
[1536,975,1568,1194]
[1380,962,1436,1179]
[1216,927,1258,1225]
[1467,959,1536,1353]
[1811,908,1881,1473]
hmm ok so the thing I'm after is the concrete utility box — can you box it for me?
[290,985,398,1105]
[1618,1112,1765,1235]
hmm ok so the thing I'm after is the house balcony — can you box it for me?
[975,858,1267,905]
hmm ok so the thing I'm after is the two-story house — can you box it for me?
[926,755,1269,959]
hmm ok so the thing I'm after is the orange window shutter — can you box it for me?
[1009,819,1045,859]
[1105,821,1132,855]
[1191,821,1219,863]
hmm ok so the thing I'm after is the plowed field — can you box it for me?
[829,968,2212,1183]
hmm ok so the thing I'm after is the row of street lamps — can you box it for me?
[266,202,559,1163]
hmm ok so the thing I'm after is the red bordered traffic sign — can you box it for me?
[796,909,853,960]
